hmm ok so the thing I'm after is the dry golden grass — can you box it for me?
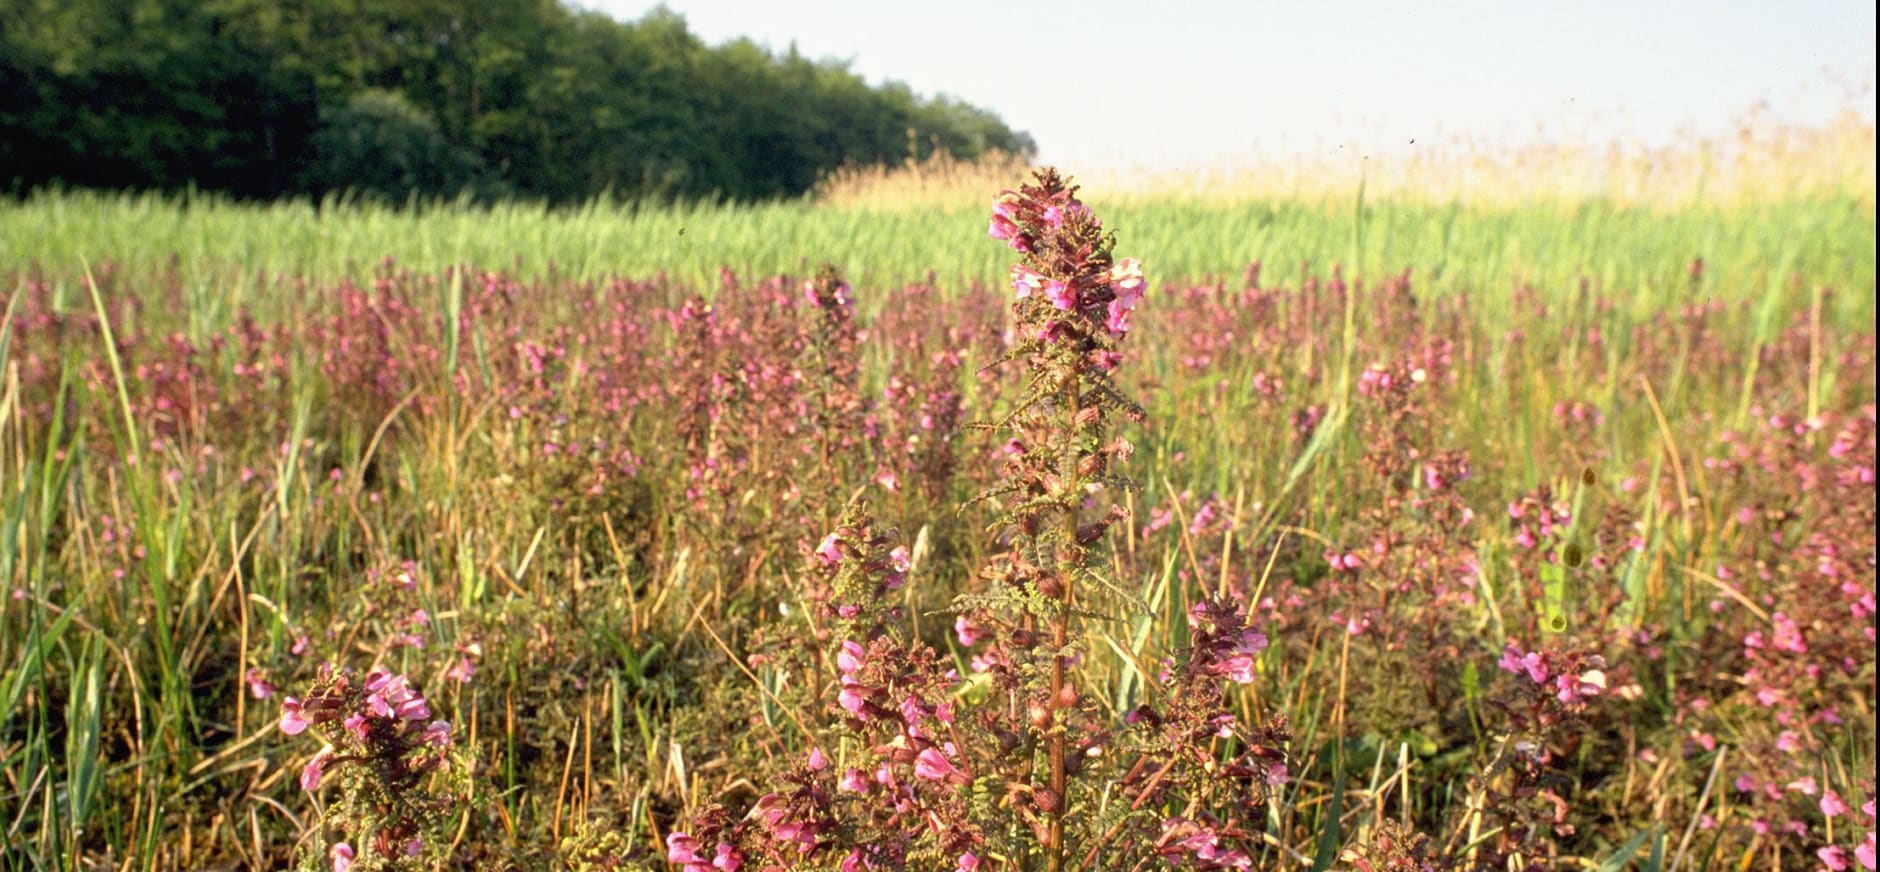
[814,106,1876,214]
[813,146,1035,212]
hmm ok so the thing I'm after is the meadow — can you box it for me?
[0,115,1874,871]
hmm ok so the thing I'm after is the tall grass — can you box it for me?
[3,187,1872,330]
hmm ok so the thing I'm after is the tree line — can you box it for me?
[0,0,1035,203]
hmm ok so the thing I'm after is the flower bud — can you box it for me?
[1027,699,1054,730]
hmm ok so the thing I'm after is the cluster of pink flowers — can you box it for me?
[1006,258,1147,337]
[1498,642,1608,706]
[1184,600,1270,685]
[279,666,451,791]
[1507,490,1572,553]
[277,662,457,869]
[666,831,745,871]
[1157,819,1254,869]
[989,184,1149,344]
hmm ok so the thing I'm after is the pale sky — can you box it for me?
[580,1,1876,171]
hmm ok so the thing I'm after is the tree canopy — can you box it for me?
[0,0,1035,203]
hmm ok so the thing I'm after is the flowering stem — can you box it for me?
[1046,385,1080,872]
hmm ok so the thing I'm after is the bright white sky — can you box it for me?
[579,0,1876,171]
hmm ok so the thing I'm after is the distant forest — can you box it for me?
[0,0,1035,203]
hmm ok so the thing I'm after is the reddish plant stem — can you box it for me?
[1046,384,1082,872]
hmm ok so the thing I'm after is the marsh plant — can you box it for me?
[661,169,1291,871]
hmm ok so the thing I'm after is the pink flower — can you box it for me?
[244,669,276,700]
[836,640,866,675]
[279,697,309,735]
[1495,644,1549,684]
[330,842,355,872]
[1824,791,1852,818]
[714,843,742,871]
[806,747,829,771]
[988,199,1020,243]
[445,656,476,684]
[816,533,843,565]
[667,832,702,864]
[1218,652,1259,684]
[301,747,333,791]
[424,720,452,748]
[839,767,871,793]
[1821,845,1851,871]
[954,615,984,647]
[1855,833,1875,869]
[1109,257,1146,308]
[1010,264,1047,299]
[1044,279,1077,311]
[914,747,962,782]
[888,546,912,574]
[957,853,981,871]
[838,680,869,718]
[1105,298,1134,336]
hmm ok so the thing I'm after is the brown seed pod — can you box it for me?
[1033,787,1062,814]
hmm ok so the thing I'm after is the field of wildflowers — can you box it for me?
[0,142,1875,870]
